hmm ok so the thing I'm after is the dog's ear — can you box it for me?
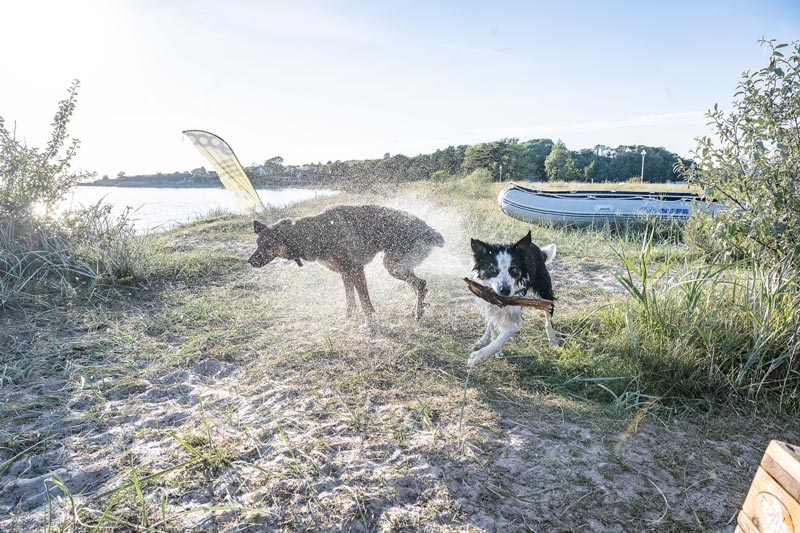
[513,231,532,251]
[254,221,268,234]
[470,238,490,257]
[540,244,557,264]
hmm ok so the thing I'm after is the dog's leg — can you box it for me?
[544,311,558,347]
[350,268,375,322]
[489,323,507,358]
[341,274,357,319]
[468,323,519,367]
[472,324,492,350]
[406,275,428,320]
[480,323,503,357]
[383,254,428,320]
[473,323,503,357]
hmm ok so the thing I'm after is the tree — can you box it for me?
[517,139,554,180]
[544,140,580,181]
[431,145,466,175]
[584,160,596,182]
[677,39,800,264]
[462,139,521,180]
[263,156,285,177]
[462,143,492,175]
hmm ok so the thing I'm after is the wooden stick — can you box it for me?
[463,278,554,312]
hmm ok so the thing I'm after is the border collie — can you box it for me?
[248,205,444,322]
[468,231,557,367]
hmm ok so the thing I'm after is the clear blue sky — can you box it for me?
[2,0,798,177]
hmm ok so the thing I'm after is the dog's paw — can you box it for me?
[468,350,489,367]
[410,302,429,321]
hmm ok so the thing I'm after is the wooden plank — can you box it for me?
[763,441,800,504]
[737,509,759,533]
[762,454,800,508]
[741,466,799,532]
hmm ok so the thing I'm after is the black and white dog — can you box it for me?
[468,231,557,367]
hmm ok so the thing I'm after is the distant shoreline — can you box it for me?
[79,182,224,189]
[78,181,320,190]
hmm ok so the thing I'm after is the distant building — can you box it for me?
[246,165,267,176]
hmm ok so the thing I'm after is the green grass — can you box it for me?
[1,180,798,532]
[0,203,153,308]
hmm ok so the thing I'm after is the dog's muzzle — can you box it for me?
[248,251,273,267]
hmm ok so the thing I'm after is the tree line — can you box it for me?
[100,138,692,188]
[247,138,691,186]
[244,138,692,188]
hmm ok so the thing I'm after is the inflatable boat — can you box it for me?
[498,183,722,225]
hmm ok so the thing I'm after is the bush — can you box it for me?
[63,202,152,282]
[0,80,92,226]
[452,168,495,198]
[430,169,453,182]
[0,80,151,307]
[464,168,493,184]
[677,39,800,266]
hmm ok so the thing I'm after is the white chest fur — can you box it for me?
[474,298,522,329]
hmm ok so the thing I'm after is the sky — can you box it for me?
[1,0,798,178]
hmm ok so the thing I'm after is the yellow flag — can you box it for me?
[183,130,265,212]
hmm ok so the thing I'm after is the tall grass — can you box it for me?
[585,230,800,409]
[0,203,153,307]
[62,202,153,283]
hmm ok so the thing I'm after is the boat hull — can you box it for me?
[498,183,721,226]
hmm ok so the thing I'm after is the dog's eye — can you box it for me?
[485,267,498,277]
[509,267,520,277]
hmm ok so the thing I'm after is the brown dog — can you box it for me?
[248,205,444,321]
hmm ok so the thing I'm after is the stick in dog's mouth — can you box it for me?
[463,278,555,313]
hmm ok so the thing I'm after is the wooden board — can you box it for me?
[737,509,760,533]
[740,466,800,532]
[762,441,800,506]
